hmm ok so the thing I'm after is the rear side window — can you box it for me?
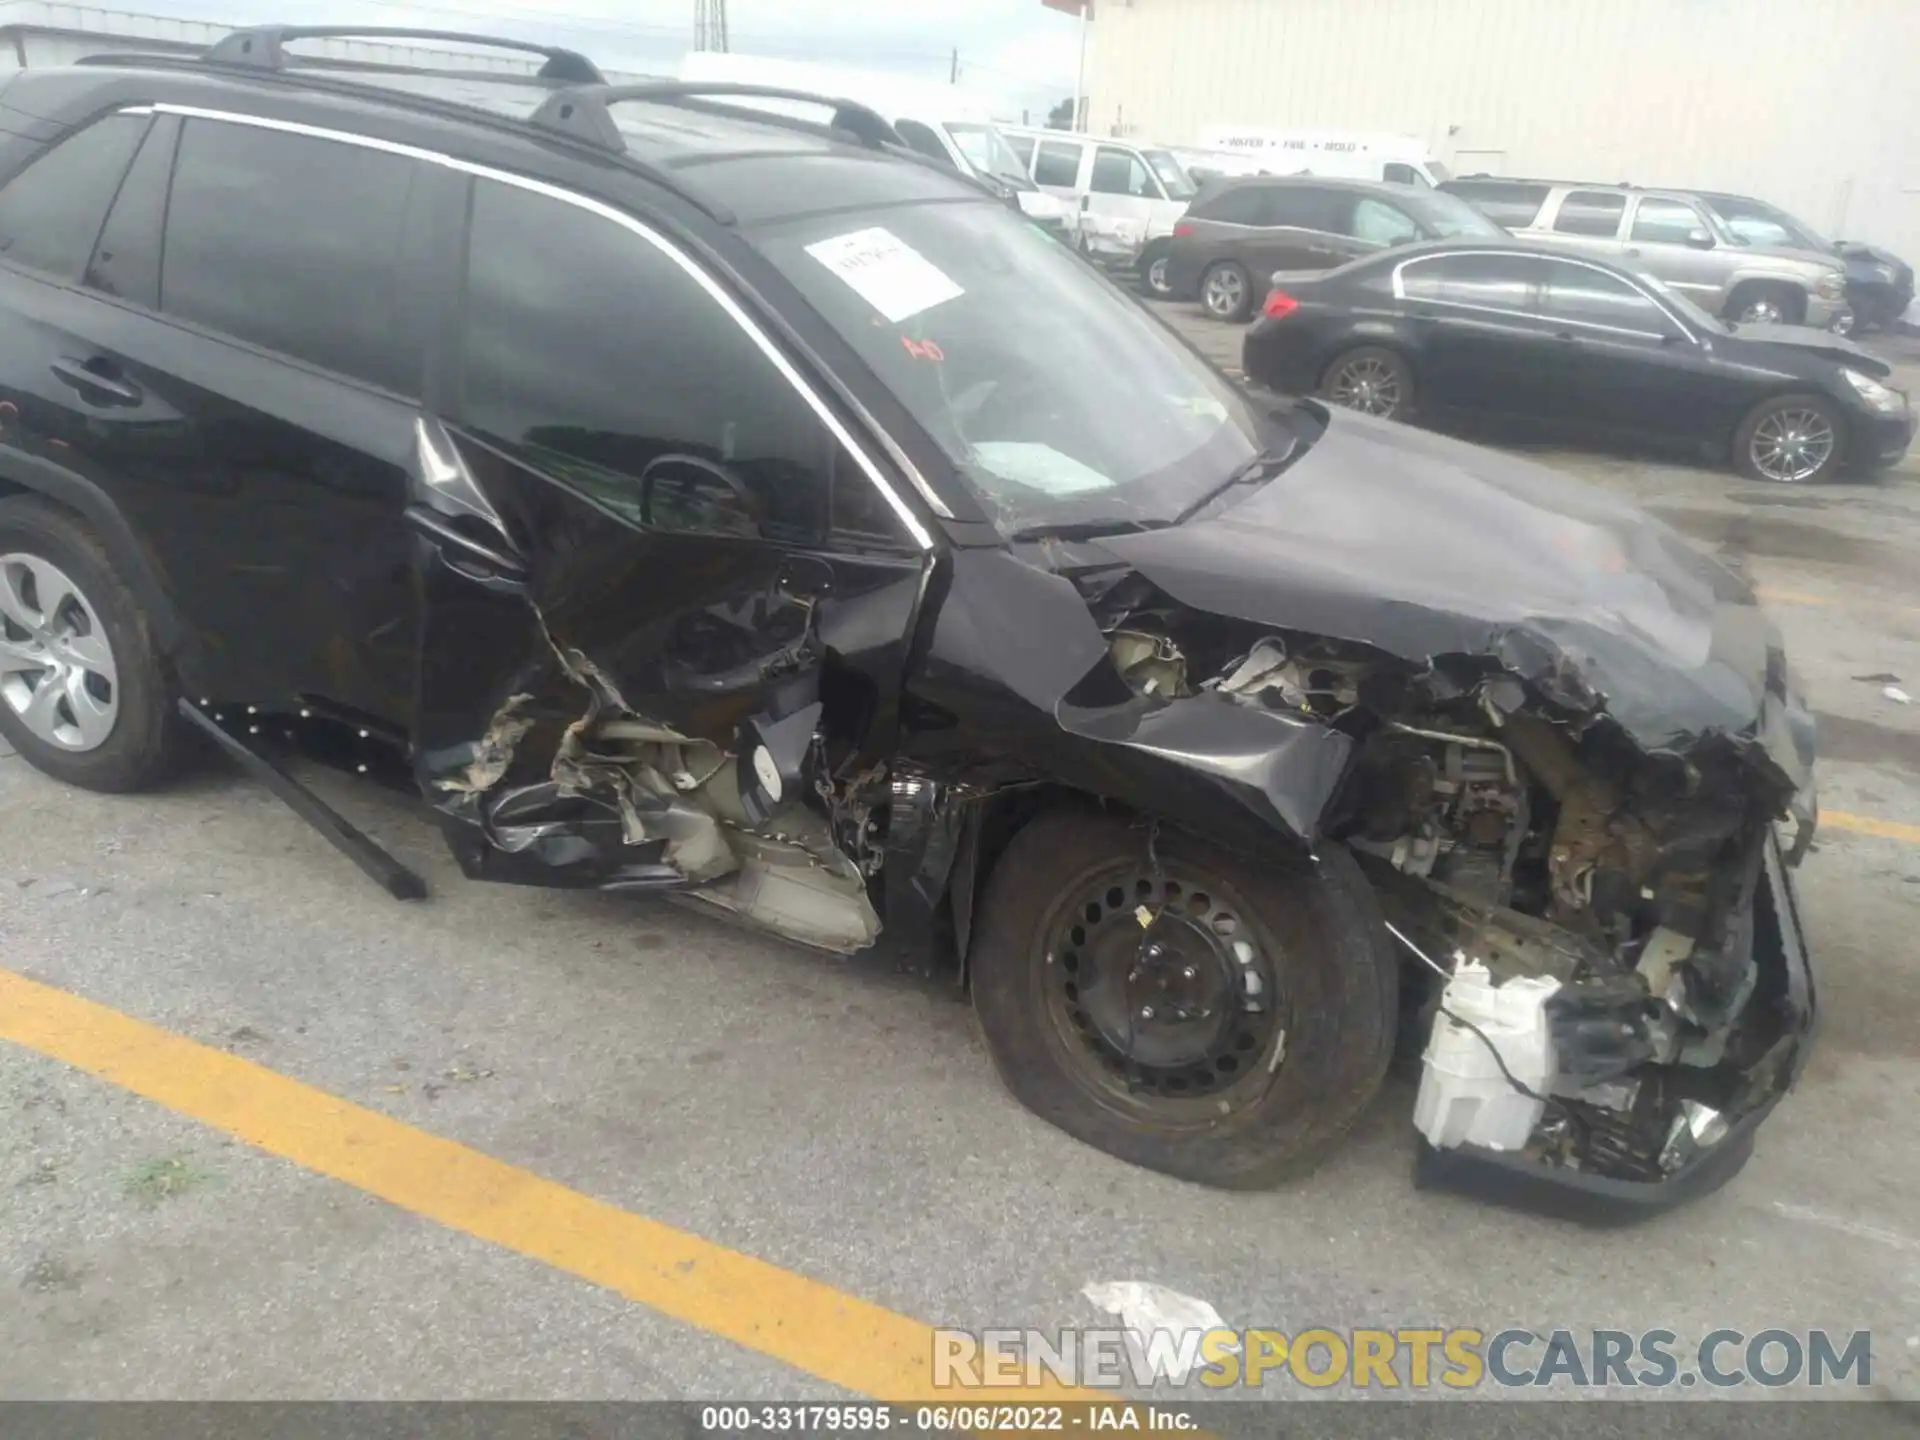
[1382,162,1429,188]
[161,121,422,394]
[1552,190,1627,238]
[458,179,882,547]
[1005,134,1035,168]
[1400,252,1545,310]
[1191,185,1269,225]
[894,120,954,168]
[1350,197,1421,246]
[1090,147,1156,198]
[1443,180,1549,227]
[1033,140,1081,187]
[0,113,148,279]
[1538,260,1670,332]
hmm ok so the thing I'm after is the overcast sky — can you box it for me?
[83,0,1086,118]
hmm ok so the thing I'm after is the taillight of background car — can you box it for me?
[1261,289,1299,319]
[1173,222,1195,238]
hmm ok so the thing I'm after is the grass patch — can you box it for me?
[123,1155,216,1205]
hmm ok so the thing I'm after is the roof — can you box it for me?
[38,25,989,227]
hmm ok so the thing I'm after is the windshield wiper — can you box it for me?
[1170,440,1298,525]
[1008,517,1170,543]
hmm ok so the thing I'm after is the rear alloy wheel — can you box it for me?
[0,495,185,791]
[1137,241,1174,299]
[970,808,1398,1190]
[1200,261,1254,322]
[1320,345,1413,419]
[1734,393,1844,484]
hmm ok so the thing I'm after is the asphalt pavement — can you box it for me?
[3,311,1919,1406]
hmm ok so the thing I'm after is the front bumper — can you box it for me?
[1805,292,1850,330]
[1854,403,1916,470]
[1412,830,1816,1222]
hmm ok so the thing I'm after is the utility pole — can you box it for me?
[694,0,729,52]
[1072,0,1090,131]
[949,46,958,84]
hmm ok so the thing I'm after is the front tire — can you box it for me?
[1319,345,1414,420]
[1725,282,1805,328]
[1199,261,1254,322]
[970,808,1398,1190]
[0,495,185,791]
[1733,393,1845,483]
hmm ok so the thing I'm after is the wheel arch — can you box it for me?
[0,452,188,660]
[1722,274,1809,320]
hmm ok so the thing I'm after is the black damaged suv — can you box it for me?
[0,27,1817,1211]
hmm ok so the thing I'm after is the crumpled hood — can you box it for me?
[1093,410,1814,785]
[1729,323,1891,378]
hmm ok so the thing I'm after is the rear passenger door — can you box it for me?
[1538,189,1630,264]
[1395,251,1557,416]
[410,176,931,889]
[0,108,432,728]
[1258,184,1359,273]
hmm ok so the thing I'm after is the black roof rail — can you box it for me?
[202,25,606,85]
[530,82,900,154]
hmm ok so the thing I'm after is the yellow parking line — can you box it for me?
[1822,810,1920,845]
[0,968,1090,1405]
[1753,587,1832,607]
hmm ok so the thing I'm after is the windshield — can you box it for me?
[1141,148,1198,199]
[1403,189,1506,239]
[946,123,1034,189]
[1702,195,1829,252]
[1636,271,1731,336]
[755,201,1272,535]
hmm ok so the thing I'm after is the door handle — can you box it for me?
[1624,246,1643,257]
[404,503,526,586]
[50,357,142,407]
[1553,331,1582,343]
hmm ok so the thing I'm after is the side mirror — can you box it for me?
[1685,230,1715,250]
[639,454,765,540]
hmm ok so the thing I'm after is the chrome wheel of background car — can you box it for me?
[1327,355,1404,417]
[1146,254,1172,296]
[1831,312,1856,336]
[1737,296,1787,326]
[1202,266,1245,318]
[0,552,119,751]
[1748,408,1836,483]
[1041,864,1286,1113]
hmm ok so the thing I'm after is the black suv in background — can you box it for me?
[1166,176,1504,320]
[0,28,1818,1210]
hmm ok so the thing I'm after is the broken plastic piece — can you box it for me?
[1413,960,1556,1152]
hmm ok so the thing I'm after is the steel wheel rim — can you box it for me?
[1147,255,1171,294]
[0,552,119,751]
[1739,297,1786,326]
[1749,407,1835,482]
[1204,267,1245,316]
[1328,356,1403,416]
[1038,860,1288,1122]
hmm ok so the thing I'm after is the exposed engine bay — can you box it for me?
[1083,577,1811,1190]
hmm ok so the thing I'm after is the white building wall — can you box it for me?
[1088,0,1920,258]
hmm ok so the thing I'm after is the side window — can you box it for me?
[1004,134,1035,168]
[1539,261,1671,333]
[1350,197,1422,247]
[460,179,891,548]
[85,114,178,305]
[1400,252,1545,310]
[1631,198,1711,245]
[1446,181,1549,227]
[1382,162,1428,188]
[893,120,954,169]
[0,113,148,279]
[161,121,422,394]
[1033,140,1082,187]
[1090,147,1156,198]
[1192,186,1268,225]
[1551,190,1627,238]
[1265,185,1347,233]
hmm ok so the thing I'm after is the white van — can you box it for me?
[675,52,1077,241]
[997,127,1197,282]
[1195,128,1450,188]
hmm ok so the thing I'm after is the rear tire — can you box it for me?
[1136,240,1175,299]
[970,808,1399,1190]
[1319,345,1415,420]
[0,495,186,791]
[1725,282,1805,328]
[1199,261,1254,322]
[1732,392,1845,484]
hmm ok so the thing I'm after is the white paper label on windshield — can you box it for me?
[805,227,964,323]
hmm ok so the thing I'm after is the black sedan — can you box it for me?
[1241,241,1916,483]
